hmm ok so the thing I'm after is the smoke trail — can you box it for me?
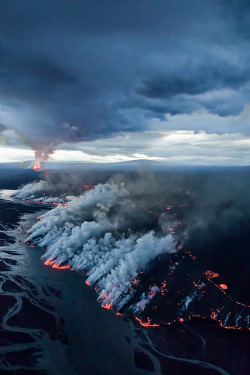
[12,172,95,203]
[12,180,71,204]
[26,183,177,310]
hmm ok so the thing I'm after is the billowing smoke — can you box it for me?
[15,169,250,328]
[132,285,160,313]
[12,181,69,204]
[26,182,177,310]
[12,171,96,203]
[13,179,72,204]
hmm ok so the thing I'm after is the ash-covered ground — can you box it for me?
[1,165,250,374]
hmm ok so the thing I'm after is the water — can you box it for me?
[0,191,154,374]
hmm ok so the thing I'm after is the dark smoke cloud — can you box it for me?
[183,168,250,240]
[0,0,250,155]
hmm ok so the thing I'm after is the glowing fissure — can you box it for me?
[135,316,160,327]
[204,270,219,279]
[219,284,228,290]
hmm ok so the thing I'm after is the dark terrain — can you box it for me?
[0,166,249,375]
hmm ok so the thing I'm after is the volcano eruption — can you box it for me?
[12,170,250,333]
[1,1,250,374]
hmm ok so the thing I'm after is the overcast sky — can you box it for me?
[0,0,249,165]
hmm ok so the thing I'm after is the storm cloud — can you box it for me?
[0,0,250,155]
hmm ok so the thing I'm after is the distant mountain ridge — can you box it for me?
[0,160,249,172]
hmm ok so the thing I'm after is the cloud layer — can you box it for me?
[0,0,250,155]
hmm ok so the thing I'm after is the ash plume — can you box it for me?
[33,145,55,169]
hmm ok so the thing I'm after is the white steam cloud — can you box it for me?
[26,183,176,310]
[132,286,160,313]
[12,180,73,204]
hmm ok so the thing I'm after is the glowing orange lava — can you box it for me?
[135,317,160,327]
[150,288,158,297]
[52,264,70,270]
[33,163,45,172]
[185,249,197,260]
[16,197,67,206]
[219,284,228,290]
[44,259,54,266]
[204,270,219,278]
[43,259,70,269]
[102,303,112,310]
[161,281,168,295]
[211,311,217,319]
[192,280,205,289]
[33,164,40,171]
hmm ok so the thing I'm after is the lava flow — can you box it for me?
[44,259,70,270]
[22,182,249,333]
[135,317,160,327]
